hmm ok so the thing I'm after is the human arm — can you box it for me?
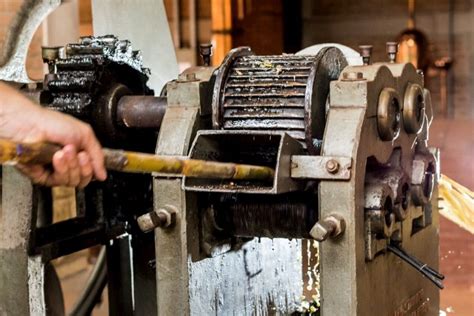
[0,83,106,187]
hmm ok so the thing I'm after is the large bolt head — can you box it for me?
[325,159,340,174]
[137,211,160,233]
[137,206,177,233]
[310,214,346,242]
[311,223,330,242]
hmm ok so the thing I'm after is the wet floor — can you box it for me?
[430,117,474,315]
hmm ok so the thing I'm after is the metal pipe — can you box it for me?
[116,96,167,129]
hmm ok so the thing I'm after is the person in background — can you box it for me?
[0,82,106,187]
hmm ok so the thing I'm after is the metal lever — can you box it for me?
[388,244,444,289]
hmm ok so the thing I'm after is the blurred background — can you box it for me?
[0,0,472,314]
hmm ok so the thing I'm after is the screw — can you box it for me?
[325,159,340,174]
[199,43,213,66]
[359,45,373,65]
[137,206,177,233]
[386,42,399,63]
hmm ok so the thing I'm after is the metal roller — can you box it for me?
[212,47,348,153]
[212,191,317,239]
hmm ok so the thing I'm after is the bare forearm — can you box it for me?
[0,82,106,186]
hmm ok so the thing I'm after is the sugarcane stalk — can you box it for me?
[0,140,275,182]
[0,139,61,165]
[103,149,274,181]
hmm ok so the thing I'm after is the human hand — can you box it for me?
[0,83,107,187]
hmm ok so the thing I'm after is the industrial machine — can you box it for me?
[0,3,441,316]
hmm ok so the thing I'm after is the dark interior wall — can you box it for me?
[231,0,284,55]
[163,0,301,63]
[302,0,474,119]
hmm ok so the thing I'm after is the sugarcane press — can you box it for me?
[0,35,441,315]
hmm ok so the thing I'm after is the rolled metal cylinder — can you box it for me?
[116,96,167,129]
[213,192,317,239]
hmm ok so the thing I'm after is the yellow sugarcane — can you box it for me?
[1,139,472,234]
[0,139,275,182]
[438,175,474,234]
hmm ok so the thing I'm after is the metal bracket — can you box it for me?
[290,155,352,180]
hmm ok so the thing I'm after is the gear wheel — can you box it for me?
[40,35,155,149]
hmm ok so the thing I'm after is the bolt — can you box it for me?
[42,46,63,73]
[359,45,373,65]
[342,71,364,81]
[177,72,197,82]
[311,223,331,242]
[137,206,177,233]
[186,73,197,81]
[386,42,399,63]
[199,43,213,66]
[325,159,340,174]
[42,46,62,63]
[310,214,346,242]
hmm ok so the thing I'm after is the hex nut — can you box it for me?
[310,214,346,242]
[410,153,436,206]
[325,159,339,174]
[311,223,330,242]
[137,205,177,233]
[137,212,158,233]
[411,159,426,185]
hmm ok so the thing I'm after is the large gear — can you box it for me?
[40,35,154,148]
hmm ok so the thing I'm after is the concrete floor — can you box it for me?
[59,117,474,315]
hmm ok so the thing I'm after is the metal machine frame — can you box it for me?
[0,1,441,315]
